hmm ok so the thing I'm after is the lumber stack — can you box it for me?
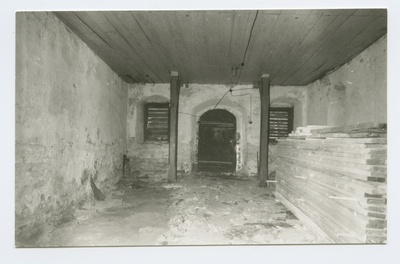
[275,122,387,243]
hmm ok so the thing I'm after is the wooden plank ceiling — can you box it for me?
[54,9,387,86]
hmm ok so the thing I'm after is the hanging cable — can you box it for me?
[213,88,232,109]
[178,111,200,118]
[213,10,259,109]
[240,10,259,69]
[230,87,254,92]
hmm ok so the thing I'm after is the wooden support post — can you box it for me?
[259,74,270,183]
[168,71,180,182]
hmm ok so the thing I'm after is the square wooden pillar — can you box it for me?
[258,74,270,182]
[168,71,180,182]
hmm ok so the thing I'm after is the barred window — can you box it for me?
[269,107,294,141]
[144,103,170,142]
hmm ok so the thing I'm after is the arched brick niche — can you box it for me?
[134,95,169,143]
[190,99,248,174]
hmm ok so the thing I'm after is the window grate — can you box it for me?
[144,103,170,142]
[269,107,294,141]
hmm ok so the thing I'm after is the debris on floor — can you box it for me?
[161,175,321,245]
[162,184,183,189]
[42,174,323,247]
[90,176,105,201]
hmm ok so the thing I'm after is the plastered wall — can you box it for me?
[15,12,128,246]
[306,35,387,126]
[127,83,307,177]
[14,11,386,246]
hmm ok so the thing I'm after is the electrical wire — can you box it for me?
[212,10,259,110]
[230,87,254,92]
[230,10,259,89]
[230,91,253,123]
[213,89,232,109]
[241,10,259,68]
[180,11,259,115]
[178,111,200,118]
[230,92,252,98]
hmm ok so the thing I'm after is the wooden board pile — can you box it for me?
[275,122,387,243]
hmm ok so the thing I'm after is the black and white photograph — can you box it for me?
[14,8,388,247]
[2,0,400,263]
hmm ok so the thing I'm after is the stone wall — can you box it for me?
[306,35,387,126]
[15,12,128,246]
[127,86,170,179]
[127,83,307,178]
[126,30,387,179]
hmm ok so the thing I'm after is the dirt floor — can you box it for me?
[43,174,323,247]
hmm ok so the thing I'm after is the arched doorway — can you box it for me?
[197,109,236,172]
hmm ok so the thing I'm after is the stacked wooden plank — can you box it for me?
[288,125,332,138]
[275,122,387,243]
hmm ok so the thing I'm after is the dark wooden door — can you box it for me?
[197,109,236,172]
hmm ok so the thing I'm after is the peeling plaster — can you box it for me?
[15,12,128,246]
[127,83,307,177]
[306,35,387,126]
